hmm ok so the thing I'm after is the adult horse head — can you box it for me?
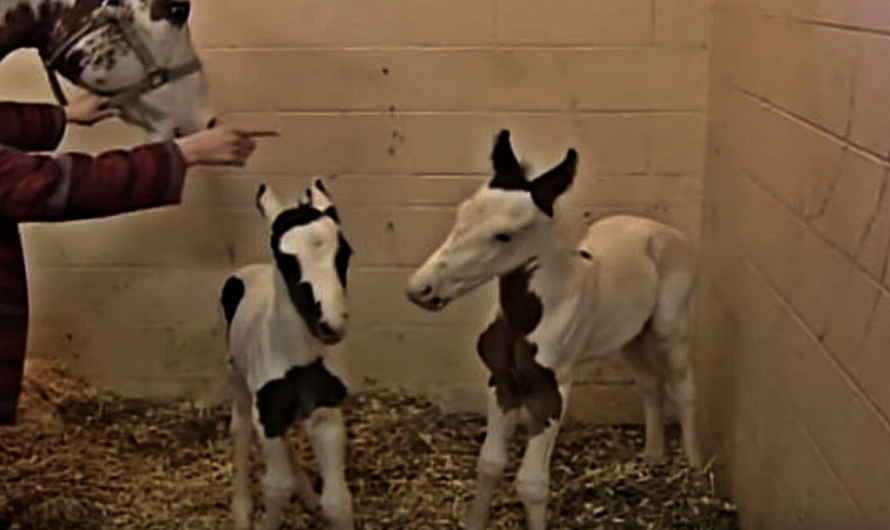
[1,0,216,141]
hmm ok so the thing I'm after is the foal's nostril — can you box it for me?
[318,322,334,337]
[207,117,218,129]
[429,296,442,307]
[420,285,433,296]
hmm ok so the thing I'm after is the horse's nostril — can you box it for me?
[421,285,433,296]
[207,118,217,129]
[429,296,442,306]
[318,322,334,337]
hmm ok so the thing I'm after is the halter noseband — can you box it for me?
[41,0,202,108]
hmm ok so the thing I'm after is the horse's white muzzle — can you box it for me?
[406,268,452,312]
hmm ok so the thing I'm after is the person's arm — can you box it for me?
[0,102,67,152]
[0,141,187,222]
[0,124,261,223]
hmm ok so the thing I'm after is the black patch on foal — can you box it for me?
[335,234,352,287]
[255,358,347,438]
[220,276,245,330]
[476,263,562,435]
[323,206,340,223]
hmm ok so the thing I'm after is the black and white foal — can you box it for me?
[222,179,354,530]
[407,131,702,530]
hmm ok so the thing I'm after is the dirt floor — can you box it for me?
[0,359,739,530]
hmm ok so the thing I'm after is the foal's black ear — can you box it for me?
[256,182,284,221]
[490,130,526,190]
[530,148,578,217]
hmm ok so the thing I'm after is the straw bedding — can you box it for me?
[0,359,738,530]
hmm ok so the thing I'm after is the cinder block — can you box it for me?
[391,49,703,112]
[406,0,495,44]
[655,0,710,47]
[718,88,845,217]
[495,0,652,45]
[191,0,408,48]
[754,20,856,138]
[346,325,490,394]
[810,149,887,259]
[812,0,890,34]
[218,112,408,174]
[347,268,496,330]
[855,169,890,283]
[819,267,881,372]
[203,50,395,112]
[22,210,238,269]
[785,230,850,339]
[401,113,651,175]
[854,291,890,420]
[850,35,890,156]
[650,114,706,173]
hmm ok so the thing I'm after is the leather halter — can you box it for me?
[40,0,202,107]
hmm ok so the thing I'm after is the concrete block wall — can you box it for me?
[700,1,890,528]
[0,0,707,422]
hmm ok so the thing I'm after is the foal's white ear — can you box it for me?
[308,177,334,211]
[256,183,284,221]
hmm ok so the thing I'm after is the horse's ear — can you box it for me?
[490,130,526,189]
[256,183,284,222]
[530,148,578,217]
[308,177,334,212]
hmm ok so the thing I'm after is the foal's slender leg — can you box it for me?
[623,335,666,465]
[302,407,354,530]
[254,423,298,530]
[230,372,255,530]
[466,386,519,530]
[286,439,320,510]
[515,385,569,530]
[649,251,700,466]
[662,336,701,467]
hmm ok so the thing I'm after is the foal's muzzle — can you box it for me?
[405,283,450,311]
[314,317,348,345]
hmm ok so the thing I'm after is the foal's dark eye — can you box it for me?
[494,233,511,243]
[166,1,191,25]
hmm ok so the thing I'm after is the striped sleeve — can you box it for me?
[0,141,188,222]
[0,102,66,152]
[0,223,29,425]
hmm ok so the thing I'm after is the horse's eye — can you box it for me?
[166,1,191,25]
[494,233,511,243]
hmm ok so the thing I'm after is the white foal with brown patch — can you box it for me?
[407,130,702,530]
[0,0,216,140]
[222,179,355,530]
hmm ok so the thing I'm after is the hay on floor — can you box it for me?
[0,359,739,529]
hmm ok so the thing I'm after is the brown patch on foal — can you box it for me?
[476,263,562,435]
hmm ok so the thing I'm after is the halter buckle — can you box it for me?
[147,69,169,89]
